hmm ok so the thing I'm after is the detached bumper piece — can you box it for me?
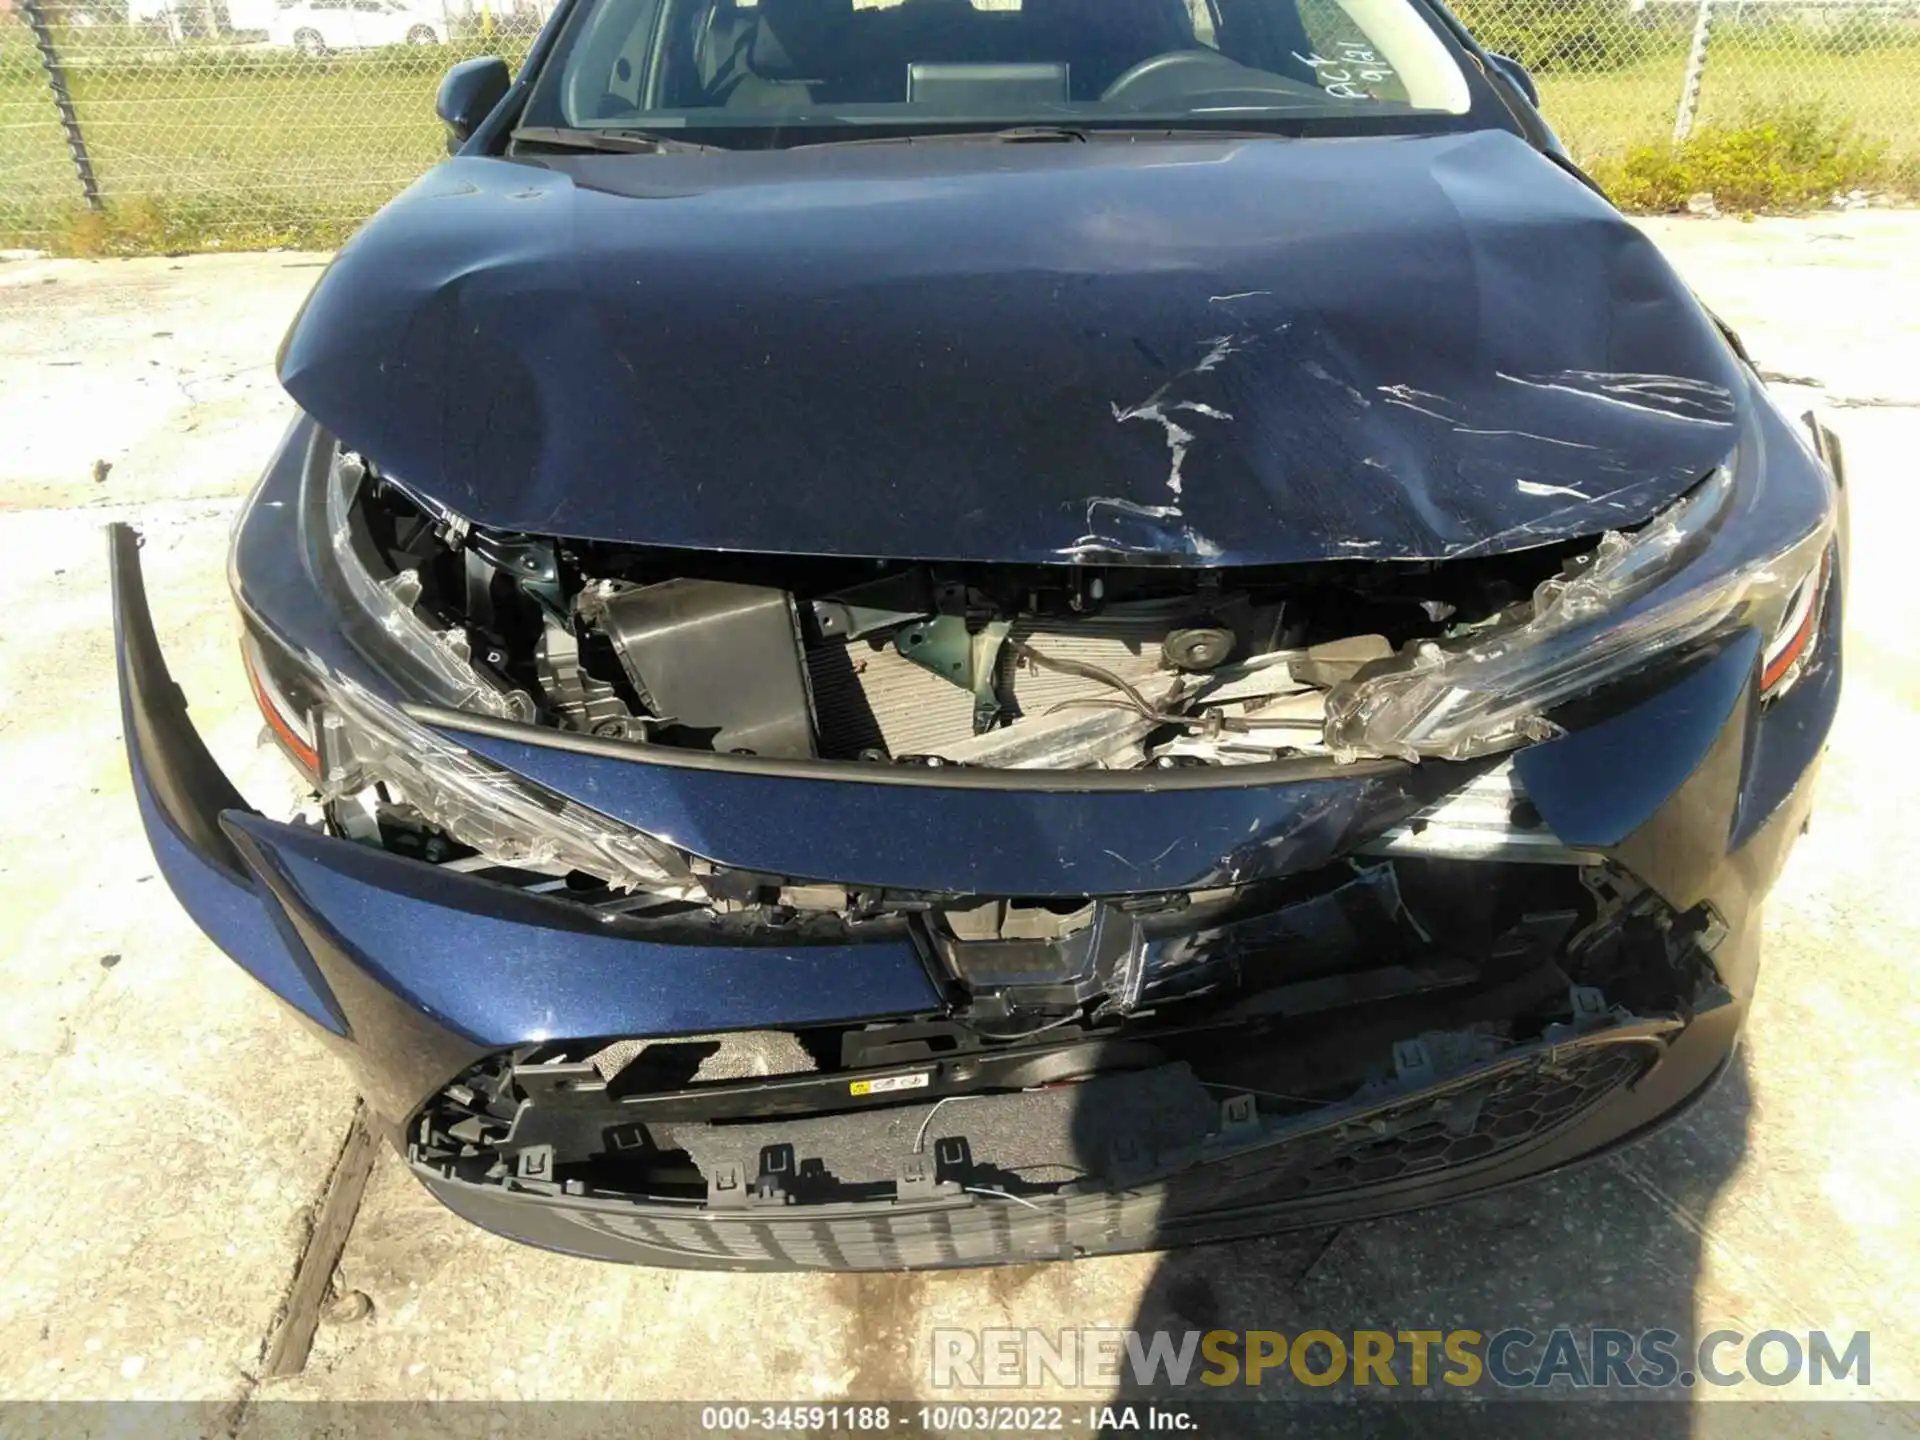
[112,521,1748,1271]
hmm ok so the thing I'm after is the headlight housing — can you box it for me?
[243,618,697,895]
[1324,410,1838,764]
[313,669,701,897]
[234,445,701,897]
[324,448,534,721]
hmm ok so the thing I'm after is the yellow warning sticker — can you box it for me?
[850,1072,932,1096]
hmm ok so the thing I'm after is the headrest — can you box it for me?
[750,0,857,80]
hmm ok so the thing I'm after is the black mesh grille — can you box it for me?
[431,1035,1659,1269]
[1208,1039,1650,1206]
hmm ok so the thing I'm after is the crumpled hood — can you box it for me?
[278,128,1746,566]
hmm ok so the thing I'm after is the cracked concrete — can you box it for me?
[0,211,1917,1417]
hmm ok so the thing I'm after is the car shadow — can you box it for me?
[1099,1047,1753,1434]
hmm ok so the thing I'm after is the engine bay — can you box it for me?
[349,461,1584,772]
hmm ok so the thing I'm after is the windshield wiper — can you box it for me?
[793,124,1091,150]
[511,125,727,155]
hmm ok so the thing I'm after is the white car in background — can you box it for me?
[268,0,445,56]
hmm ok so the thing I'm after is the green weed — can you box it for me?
[1588,101,1898,212]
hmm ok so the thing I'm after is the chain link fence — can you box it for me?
[2,0,538,248]
[2,0,1916,249]
[1453,0,1920,188]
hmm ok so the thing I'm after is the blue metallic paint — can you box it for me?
[127,758,347,1037]
[115,477,1842,1142]
[1513,631,1760,851]
[228,419,392,692]
[220,808,944,1046]
[432,722,1468,895]
[277,129,1745,565]
[110,519,349,1032]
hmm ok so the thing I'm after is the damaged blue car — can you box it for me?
[112,0,1845,1269]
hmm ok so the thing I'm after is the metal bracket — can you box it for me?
[810,571,936,642]
[894,615,1013,733]
[813,600,932,643]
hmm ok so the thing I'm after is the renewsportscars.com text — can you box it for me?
[931,1327,1871,1392]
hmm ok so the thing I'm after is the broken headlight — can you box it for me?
[325,447,533,722]
[1325,426,1837,764]
[314,666,702,897]
[295,446,698,896]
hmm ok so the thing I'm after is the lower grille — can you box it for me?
[422,1033,1661,1270]
[1297,1041,1648,1192]
[1194,1038,1651,1209]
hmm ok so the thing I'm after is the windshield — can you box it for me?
[521,0,1480,140]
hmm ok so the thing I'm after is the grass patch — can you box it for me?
[0,32,527,251]
[58,194,362,255]
[1534,47,1691,161]
[1586,101,1904,212]
[1540,39,1920,164]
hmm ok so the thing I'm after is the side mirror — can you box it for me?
[1486,53,1539,108]
[437,56,512,152]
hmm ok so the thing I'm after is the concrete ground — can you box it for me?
[1,212,1917,1428]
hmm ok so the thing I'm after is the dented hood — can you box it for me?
[278,129,1745,565]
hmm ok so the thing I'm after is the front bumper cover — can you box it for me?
[110,457,1842,1265]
